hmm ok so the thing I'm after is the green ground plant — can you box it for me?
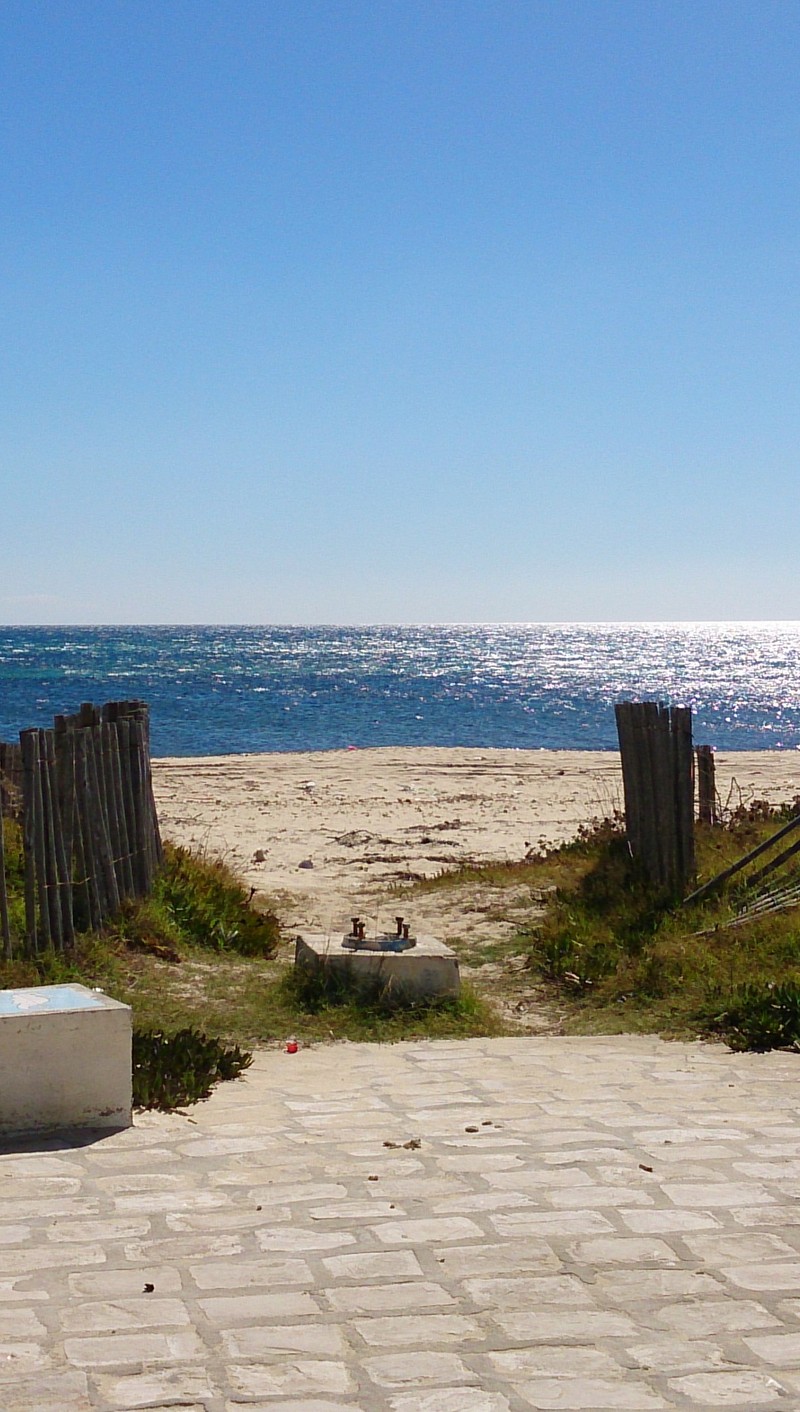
[508,805,800,1045]
[282,956,500,1042]
[402,798,800,1047]
[0,819,504,1055]
[6,797,800,1058]
[132,1026,252,1110]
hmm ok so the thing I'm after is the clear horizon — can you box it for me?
[3,2,799,624]
[5,619,800,630]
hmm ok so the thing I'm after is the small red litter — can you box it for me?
[286,1037,298,1054]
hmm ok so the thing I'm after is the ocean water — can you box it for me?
[0,623,799,758]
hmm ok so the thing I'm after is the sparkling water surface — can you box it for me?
[0,624,798,757]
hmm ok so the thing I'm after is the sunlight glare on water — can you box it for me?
[0,623,798,756]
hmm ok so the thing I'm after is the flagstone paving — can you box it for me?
[2,1035,800,1409]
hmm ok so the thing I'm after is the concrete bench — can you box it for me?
[295,931,460,1002]
[0,984,132,1135]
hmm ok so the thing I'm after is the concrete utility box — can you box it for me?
[295,932,461,1002]
[0,984,132,1135]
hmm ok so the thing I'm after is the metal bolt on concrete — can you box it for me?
[2,1036,800,1409]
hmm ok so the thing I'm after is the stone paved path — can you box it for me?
[3,1035,800,1410]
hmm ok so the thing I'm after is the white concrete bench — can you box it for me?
[0,984,131,1135]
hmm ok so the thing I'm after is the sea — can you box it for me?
[1,623,799,758]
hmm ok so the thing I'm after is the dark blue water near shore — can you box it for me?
[1,624,799,757]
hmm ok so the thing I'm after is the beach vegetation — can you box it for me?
[8,791,800,1056]
[132,1026,252,1111]
[0,819,504,1052]
[280,957,501,1041]
[400,799,800,1049]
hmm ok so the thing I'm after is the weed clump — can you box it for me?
[153,844,279,955]
[711,982,800,1052]
[133,1026,252,1110]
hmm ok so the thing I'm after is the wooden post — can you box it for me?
[73,729,103,931]
[99,721,124,897]
[85,726,120,919]
[615,701,695,896]
[20,731,38,953]
[116,717,139,895]
[671,705,695,893]
[44,729,74,950]
[696,745,717,826]
[20,730,51,950]
[0,789,11,960]
[54,719,76,896]
[127,717,148,896]
[37,729,63,950]
[0,742,23,823]
[110,722,134,899]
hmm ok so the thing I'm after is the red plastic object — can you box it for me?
[286,1039,298,1054]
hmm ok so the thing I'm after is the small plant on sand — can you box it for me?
[153,844,279,956]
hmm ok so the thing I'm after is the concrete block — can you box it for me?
[0,985,131,1135]
[295,932,460,1002]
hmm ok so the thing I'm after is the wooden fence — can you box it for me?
[0,700,161,958]
[0,742,22,821]
[615,701,696,897]
[695,744,718,826]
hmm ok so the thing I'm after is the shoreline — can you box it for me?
[150,744,800,761]
[152,747,800,935]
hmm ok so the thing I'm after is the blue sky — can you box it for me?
[2,1,799,623]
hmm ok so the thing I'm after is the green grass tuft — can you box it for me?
[278,963,501,1042]
[151,843,280,955]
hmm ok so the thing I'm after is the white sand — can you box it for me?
[152,748,800,935]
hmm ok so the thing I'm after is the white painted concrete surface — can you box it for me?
[296,932,461,1000]
[0,984,131,1134]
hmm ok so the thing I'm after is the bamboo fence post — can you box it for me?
[117,724,135,899]
[138,702,163,867]
[24,730,51,950]
[137,705,161,879]
[99,721,125,897]
[54,717,77,905]
[135,716,155,892]
[73,730,103,931]
[696,745,717,826]
[60,728,90,933]
[672,705,695,892]
[31,730,52,950]
[44,728,74,950]
[116,717,140,895]
[126,717,148,895]
[0,788,11,960]
[639,703,661,885]
[111,722,134,899]
[20,731,38,952]
[86,726,120,918]
[37,729,63,951]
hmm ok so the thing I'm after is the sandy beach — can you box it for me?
[153,748,800,938]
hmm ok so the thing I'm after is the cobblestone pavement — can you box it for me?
[4,1035,800,1410]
